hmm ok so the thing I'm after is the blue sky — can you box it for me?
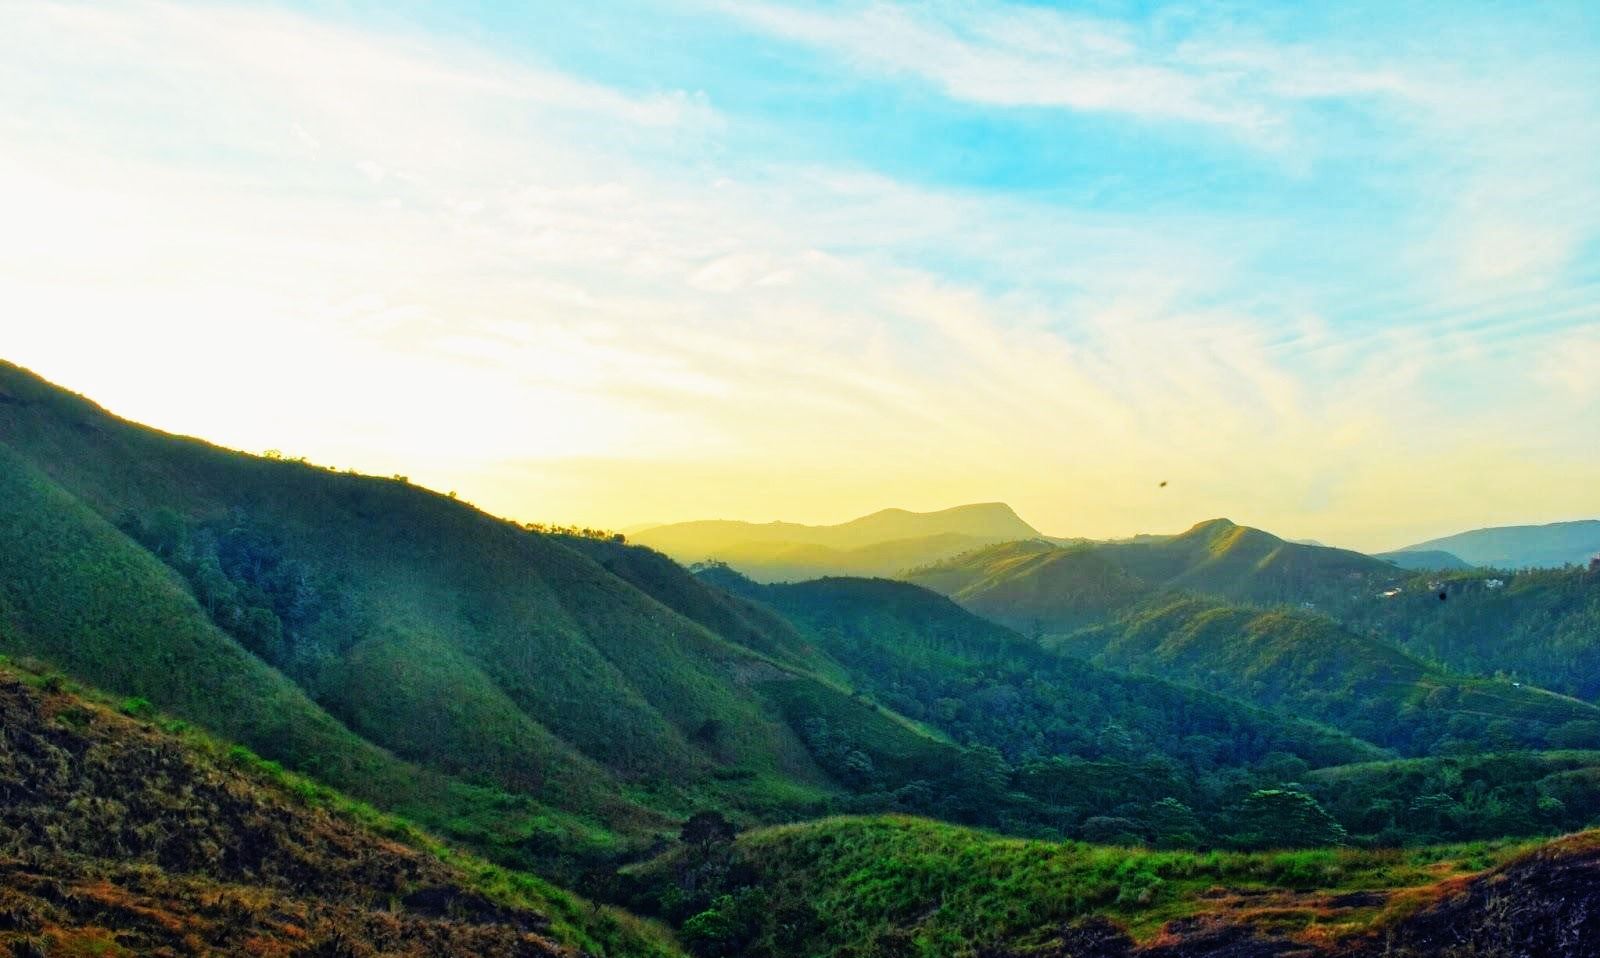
[2,0,1597,547]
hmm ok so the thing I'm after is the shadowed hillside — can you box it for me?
[696,565,1391,843]
[1094,518,1397,608]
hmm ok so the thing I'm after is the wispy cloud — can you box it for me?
[1,0,1595,546]
[719,1,1282,135]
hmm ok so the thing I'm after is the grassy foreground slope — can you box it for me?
[627,815,1600,958]
[0,660,679,958]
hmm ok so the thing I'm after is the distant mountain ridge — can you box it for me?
[906,517,1398,627]
[1395,519,1600,569]
[631,502,1041,582]
[1376,548,1473,570]
[904,518,1600,753]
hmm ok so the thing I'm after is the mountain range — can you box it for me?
[5,357,1600,956]
[630,503,1040,581]
[1393,519,1600,569]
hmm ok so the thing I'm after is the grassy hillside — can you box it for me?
[908,522,1600,757]
[1095,518,1398,608]
[0,660,679,958]
[0,360,987,869]
[555,533,846,683]
[625,814,1563,958]
[906,519,1403,633]
[716,571,1372,763]
[632,503,1039,581]
[1059,595,1600,755]
[699,567,1389,844]
[0,434,660,871]
[903,539,1150,633]
[1396,519,1600,569]
[0,440,406,793]
[1328,565,1600,701]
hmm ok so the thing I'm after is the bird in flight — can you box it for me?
[1158,480,1168,488]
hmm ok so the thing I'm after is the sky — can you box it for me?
[2,0,1598,550]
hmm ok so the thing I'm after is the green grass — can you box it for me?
[903,539,1149,632]
[630,815,1539,958]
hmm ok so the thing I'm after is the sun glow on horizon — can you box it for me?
[3,0,1597,551]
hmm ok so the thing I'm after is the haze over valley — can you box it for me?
[3,1,1599,955]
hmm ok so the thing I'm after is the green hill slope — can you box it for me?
[698,566,1386,842]
[906,519,1401,634]
[1326,565,1600,701]
[1095,518,1397,606]
[1061,595,1600,755]
[0,360,978,868]
[906,521,1600,757]
[903,539,1151,633]
[1090,529,1600,705]
[1304,751,1600,844]
[714,570,1370,760]
[677,530,1007,583]
[0,441,403,792]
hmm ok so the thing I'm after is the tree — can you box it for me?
[841,749,877,789]
[1147,797,1204,848]
[238,605,285,662]
[1233,789,1346,848]
[680,810,737,848]
[1081,816,1144,845]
